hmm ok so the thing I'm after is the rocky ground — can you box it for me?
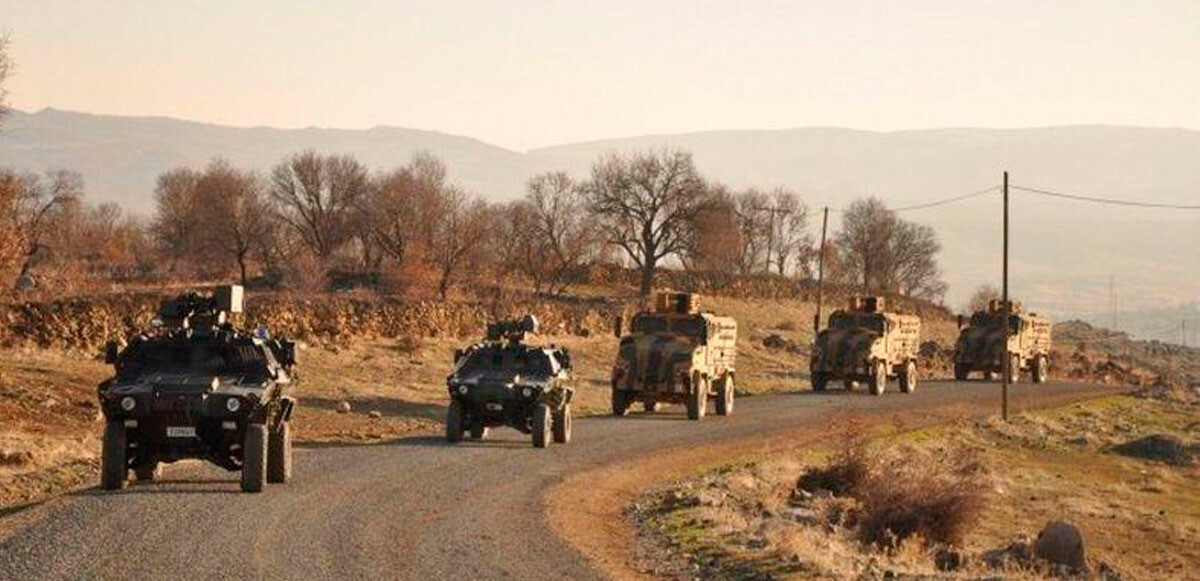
[631,392,1199,580]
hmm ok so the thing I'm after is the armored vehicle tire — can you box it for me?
[715,375,734,416]
[954,364,969,381]
[446,400,465,443]
[1032,355,1049,384]
[899,361,917,394]
[100,421,128,491]
[532,404,552,448]
[687,377,708,420]
[469,424,489,440]
[134,462,161,482]
[611,389,630,417]
[553,404,572,444]
[811,372,828,392]
[241,424,268,493]
[642,401,661,413]
[268,420,292,484]
[870,361,888,396]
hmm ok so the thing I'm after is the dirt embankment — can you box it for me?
[0,292,622,351]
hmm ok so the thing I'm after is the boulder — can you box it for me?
[1111,434,1196,466]
[1034,521,1087,571]
[336,401,352,414]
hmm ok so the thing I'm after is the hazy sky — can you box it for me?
[2,0,1198,150]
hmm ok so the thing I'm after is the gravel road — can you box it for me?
[0,380,1113,580]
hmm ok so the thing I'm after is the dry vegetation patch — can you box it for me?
[635,396,1198,580]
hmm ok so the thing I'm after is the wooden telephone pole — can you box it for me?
[814,207,830,335]
[1002,171,1010,421]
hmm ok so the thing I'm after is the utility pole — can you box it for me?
[814,207,829,336]
[1183,320,1187,348]
[1109,276,1117,331]
[1002,171,1010,421]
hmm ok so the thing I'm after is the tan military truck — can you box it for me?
[611,292,737,420]
[954,299,1052,383]
[810,297,921,396]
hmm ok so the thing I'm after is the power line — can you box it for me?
[1010,184,1200,210]
[892,185,999,212]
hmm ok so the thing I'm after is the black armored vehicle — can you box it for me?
[445,315,574,448]
[98,285,298,493]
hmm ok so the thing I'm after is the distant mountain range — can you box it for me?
[2,108,1198,330]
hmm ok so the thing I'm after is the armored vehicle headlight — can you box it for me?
[521,387,533,398]
[225,397,242,413]
[120,396,136,412]
[457,384,469,395]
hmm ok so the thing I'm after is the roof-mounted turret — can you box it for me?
[485,314,540,343]
[654,291,699,315]
[157,285,243,332]
[848,296,885,313]
[987,299,1023,314]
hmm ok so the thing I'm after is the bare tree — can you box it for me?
[835,197,946,301]
[361,152,447,265]
[0,170,84,288]
[682,185,742,273]
[965,284,1000,314]
[268,150,369,261]
[429,188,490,299]
[0,32,11,126]
[584,149,708,296]
[765,188,811,276]
[522,172,596,294]
[150,167,203,270]
[194,160,270,285]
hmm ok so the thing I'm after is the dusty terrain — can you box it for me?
[632,393,1199,580]
[1,287,1195,511]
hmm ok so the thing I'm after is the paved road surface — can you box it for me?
[0,381,1112,580]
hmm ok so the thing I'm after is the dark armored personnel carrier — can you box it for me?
[97,286,297,493]
[445,315,574,448]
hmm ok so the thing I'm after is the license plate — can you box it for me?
[485,402,503,412]
[166,426,196,438]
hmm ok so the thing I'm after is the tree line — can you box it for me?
[0,149,948,302]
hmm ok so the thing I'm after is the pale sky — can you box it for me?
[2,0,1198,150]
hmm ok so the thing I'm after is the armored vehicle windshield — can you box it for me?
[631,314,706,338]
[829,312,885,333]
[969,312,1021,333]
[457,346,560,378]
[116,337,276,380]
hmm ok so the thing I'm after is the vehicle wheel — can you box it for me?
[469,423,489,440]
[899,361,917,394]
[611,388,630,417]
[553,404,572,444]
[532,404,552,448]
[1032,355,1049,384]
[715,374,734,416]
[641,400,660,413]
[986,371,1000,382]
[134,462,161,482]
[445,399,465,443]
[954,364,969,381]
[843,380,856,390]
[811,371,828,392]
[686,376,707,420]
[100,421,128,491]
[241,423,268,493]
[268,420,292,483]
[1006,354,1023,383]
[870,361,888,396]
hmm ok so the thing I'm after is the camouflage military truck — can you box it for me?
[611,292,737,420]
[445,315,575,448]
[810,297,921,396]
[97,286,298,493]
[954,299,1052,383]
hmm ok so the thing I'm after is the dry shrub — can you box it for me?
[280,250,328,294]
[854,447,988,547]
[796,421,988,548]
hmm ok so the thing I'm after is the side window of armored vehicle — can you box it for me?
[632,316,667,334]
[670,317,706,340]
[227,343,271,379]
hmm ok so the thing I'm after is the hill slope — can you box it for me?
[1,109,1197,317]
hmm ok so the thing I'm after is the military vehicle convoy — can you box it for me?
[954,299,1052,383]
[97,286,298,493]
[610,292,737,420]
[810,297,921,396]
[445,315,575,448]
